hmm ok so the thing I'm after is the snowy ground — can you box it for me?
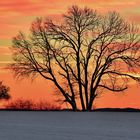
[0,111,140,140]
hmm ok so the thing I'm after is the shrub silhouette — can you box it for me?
[33,100,61,110]
[5,99,61,110]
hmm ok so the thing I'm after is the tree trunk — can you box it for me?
[87,95,96,111]
[72,103,77,111]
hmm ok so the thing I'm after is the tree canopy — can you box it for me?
[11,6,140,111]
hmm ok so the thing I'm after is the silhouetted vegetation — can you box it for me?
[5,99,61,111]
[0,81,10,100]
[10,5,140,111]
[94,108,140,112]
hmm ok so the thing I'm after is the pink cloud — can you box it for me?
[0,0,138,16]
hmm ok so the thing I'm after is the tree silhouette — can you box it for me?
[10,6,140,111]
[0,81,10,100]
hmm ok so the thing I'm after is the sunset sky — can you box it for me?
[0,0,140,108]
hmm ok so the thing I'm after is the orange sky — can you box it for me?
[0,0,140,109]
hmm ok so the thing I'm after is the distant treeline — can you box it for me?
[94,108,140,112]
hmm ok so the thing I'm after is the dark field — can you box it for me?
[0,111,140,140]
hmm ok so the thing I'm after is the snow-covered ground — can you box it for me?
[0,111,140,140]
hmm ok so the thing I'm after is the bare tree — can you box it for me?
[10,6,140,111]
[0,81,10,100]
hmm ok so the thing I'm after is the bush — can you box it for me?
[5,99,61,111]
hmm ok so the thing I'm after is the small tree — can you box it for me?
[0,81,10,100]
[11,6,140,111]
